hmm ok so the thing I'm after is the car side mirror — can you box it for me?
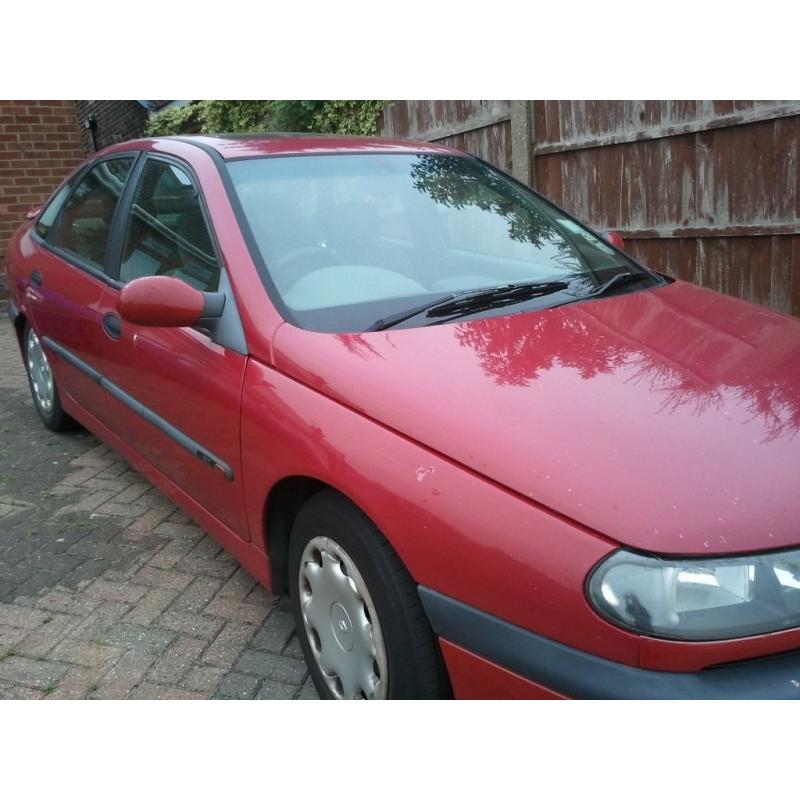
[118,276,224,327]
[602,231,625,251]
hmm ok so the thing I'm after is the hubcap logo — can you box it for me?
[330,602,355,652]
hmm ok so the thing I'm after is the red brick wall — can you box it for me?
[1,100,86,294]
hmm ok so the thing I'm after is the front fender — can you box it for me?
[239,357,637,667]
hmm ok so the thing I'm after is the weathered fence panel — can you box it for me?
[381,100,512,173]
[379,100,800,317]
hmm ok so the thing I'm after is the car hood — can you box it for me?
[273,280,800,555]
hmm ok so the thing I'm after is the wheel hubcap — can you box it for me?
[299,536,388,699]
[26,329,54,413]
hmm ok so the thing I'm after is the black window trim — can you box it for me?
[31,151,143,290]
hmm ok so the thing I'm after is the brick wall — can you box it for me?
[0,100,86,298]
[74,101,149,153]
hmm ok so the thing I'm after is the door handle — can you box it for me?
[102,312,122,340]
[31,270,43,288]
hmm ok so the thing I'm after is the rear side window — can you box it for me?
[120,159,220,291]
[50,157,134,270]
[35,181,72,238]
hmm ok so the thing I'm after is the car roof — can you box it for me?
[158,133,461,160]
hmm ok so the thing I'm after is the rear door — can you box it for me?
[25,155,137,419]
[90,154,251,540]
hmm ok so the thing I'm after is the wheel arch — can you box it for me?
[263,475,329,595]
[8,301,26,352]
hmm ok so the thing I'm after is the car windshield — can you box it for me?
[227,153,651,332]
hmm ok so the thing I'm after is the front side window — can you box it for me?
[228,153,654,332]
[120,159,220,291]
[50,157,134,269]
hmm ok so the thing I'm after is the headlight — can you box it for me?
[587,548,800,641]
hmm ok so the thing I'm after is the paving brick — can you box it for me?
[130,566,194,592]
[0,655,68,689]
[110,483,150,505]
[200,622,256,669]
[256,679,297,699]
[180,665,226,694]
[235,649,308,685]
[15,613,80,658]
[189,536,223,559]
[97,623,175,655]
[82,477,136,495]
[48,664,107,700]
[246,584,274,607]
[0,679,45,699]
[251,609,296,654]
[124,588,178,626]
[84,579,149,604]
[147,538,196,570]
[152,521,204,541]
[147,636,205,684]
[177,555,237,580]
[217,566,258,601]
[0,602,51,629]
[158,611,223,640]
[90,651,154,699]
[124,507,173,534]
[69,600,132,641]
[34,588,103,617]
[171,576,223,614]
[204,596,270,626]
[128,682,205,700]
[0,624,27,657]
[50,638,124,668]
[214,672,259,700]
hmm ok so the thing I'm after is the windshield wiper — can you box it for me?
[368,280,570,331]
[577,270,654,298]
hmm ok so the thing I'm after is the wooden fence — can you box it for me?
[380,100,800,317]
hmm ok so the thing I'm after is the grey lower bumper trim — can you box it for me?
[419,586,800,699]
[43,336,234,481]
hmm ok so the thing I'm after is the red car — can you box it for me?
[6,134,800,699]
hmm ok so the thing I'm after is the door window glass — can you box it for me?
[120,159,220,291]
[50,157,134,269]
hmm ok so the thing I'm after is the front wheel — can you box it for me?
[288,490,450,699]
[23,323,75,432]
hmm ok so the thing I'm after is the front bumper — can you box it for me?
[419,587,800,699]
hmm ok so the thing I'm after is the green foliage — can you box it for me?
[145,100,384,137]
[272,100,324,132]
[310,100,385,135]
[198,100,275,133]
[145,104,202,136]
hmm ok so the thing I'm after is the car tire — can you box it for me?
[288,490,450,699]
[22,323,75,432]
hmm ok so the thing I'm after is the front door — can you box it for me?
[91,155,250,540]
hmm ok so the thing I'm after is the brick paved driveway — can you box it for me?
[0,316,318,699]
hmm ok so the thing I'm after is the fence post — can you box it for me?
[510,101,533,187]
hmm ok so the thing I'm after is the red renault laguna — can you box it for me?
[6,134,800,699]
